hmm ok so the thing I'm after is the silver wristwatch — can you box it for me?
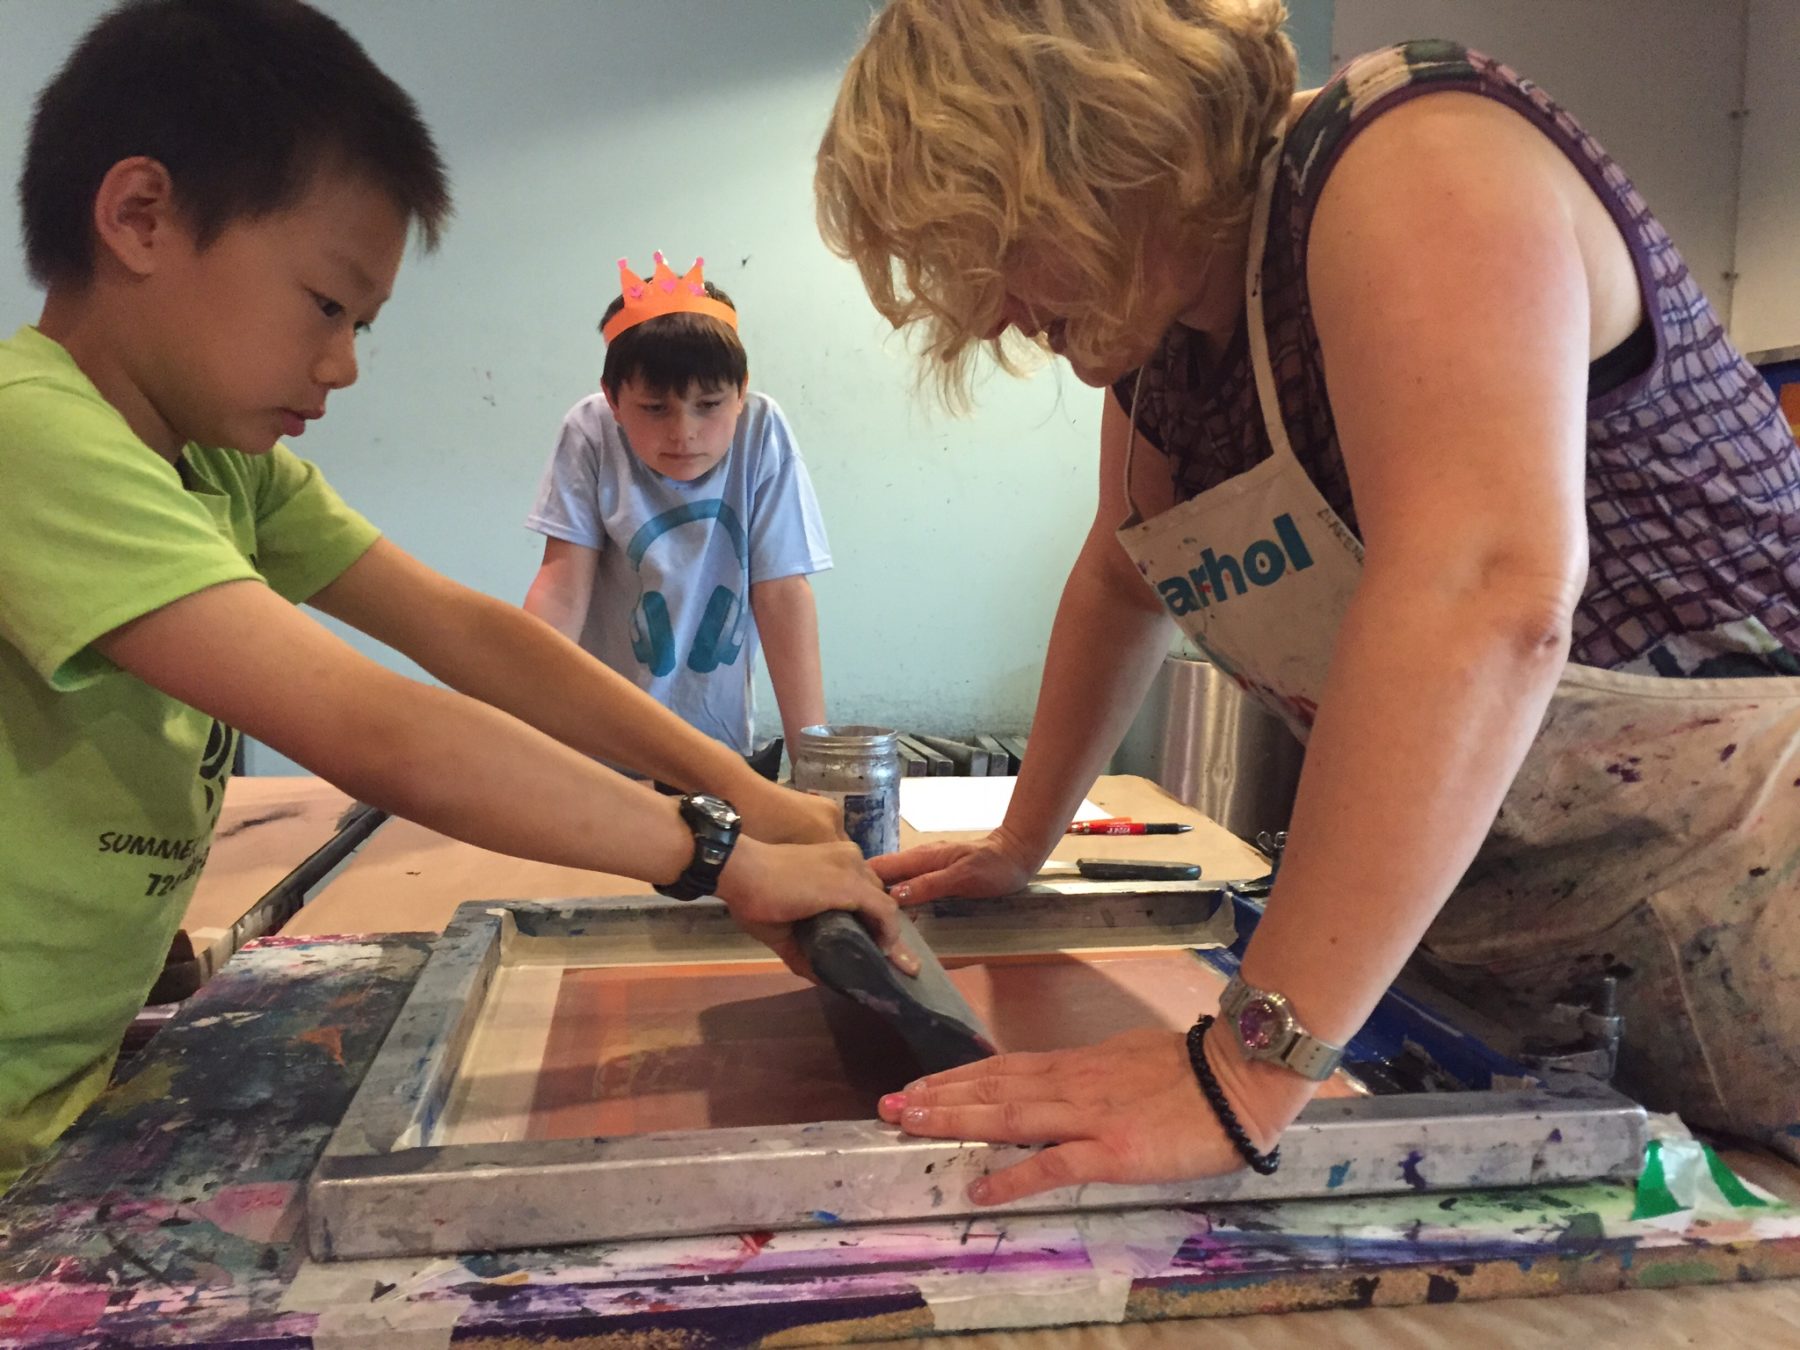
[1218,974,1345,1081]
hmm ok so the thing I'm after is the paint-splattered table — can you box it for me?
[4,934,1800,1348]
[158,776,371,1000]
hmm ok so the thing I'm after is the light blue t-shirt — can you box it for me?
[526,391,831,754]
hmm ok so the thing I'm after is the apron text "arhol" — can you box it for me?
[1154,513,1315,615]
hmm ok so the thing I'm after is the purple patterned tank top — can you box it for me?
[1117,41,1800,677]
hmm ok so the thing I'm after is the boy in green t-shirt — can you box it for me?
[0,0,910,1191]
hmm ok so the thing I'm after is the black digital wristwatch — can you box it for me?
[653,793,742,900]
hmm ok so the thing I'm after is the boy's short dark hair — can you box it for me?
[19,0,452,288]
[600,284,748,399]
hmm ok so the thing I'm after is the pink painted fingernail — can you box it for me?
[879,1093,906,1114]
[968,1178,993,1204]
[902,1107,929,1128]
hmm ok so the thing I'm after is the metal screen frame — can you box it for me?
[307,891,1646,1260]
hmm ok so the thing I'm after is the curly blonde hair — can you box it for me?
[816,0,1296,407]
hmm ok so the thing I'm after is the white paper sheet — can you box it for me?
[898,776,1110,833]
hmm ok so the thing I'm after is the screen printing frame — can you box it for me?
[306,888,1648,1260]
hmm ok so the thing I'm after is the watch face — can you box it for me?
[1237,996,1288,1052]
[687,794,740,831]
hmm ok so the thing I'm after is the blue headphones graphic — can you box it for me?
[626,499,751,677]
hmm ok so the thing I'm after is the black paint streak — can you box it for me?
[214,807,302,840]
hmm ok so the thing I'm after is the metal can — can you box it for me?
[791,724,901,860]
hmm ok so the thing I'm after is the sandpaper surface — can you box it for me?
[442,949,1362,1144]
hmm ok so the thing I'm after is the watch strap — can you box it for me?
[654,795,739,901]
[1219,974,1345,1082]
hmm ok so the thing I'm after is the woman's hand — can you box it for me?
[715,836,918,978]
[870,829,1040,905]
[877,1025,1305,1204]
[735,780,851,847]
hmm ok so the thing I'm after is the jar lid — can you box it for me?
[796,724,899,750]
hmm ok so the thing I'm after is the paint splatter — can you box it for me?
[1327,1161,1352,1190]
[739,1230,774,1258]
[215,808,301,839]
[187,1182,300,1245]
[0,1285,112,1335]
[1399,1151,1428,1191]
[1425,1273,1460,1303]
[1557,1212,1605,1245]
[99,1062,179,1116]
[297,1026,345,1065]
[812,1210,841,1224]
[1720,743,1738,762]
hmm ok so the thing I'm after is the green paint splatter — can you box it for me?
[1558,1211,1605,1244]
[1638,1259,1725,1289]
[100,1061,179,1115]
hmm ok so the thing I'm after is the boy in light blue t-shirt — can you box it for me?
[525,255,832,770]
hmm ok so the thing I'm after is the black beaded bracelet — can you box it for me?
[1186,1015,1281,1175]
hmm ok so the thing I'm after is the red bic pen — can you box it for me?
[1066,820,1195,836]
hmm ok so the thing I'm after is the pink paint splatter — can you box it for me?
[0,1283,111,1336]
[188,1181,302,1245]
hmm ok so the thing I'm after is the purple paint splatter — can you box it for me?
[1399,1151,1428,1191]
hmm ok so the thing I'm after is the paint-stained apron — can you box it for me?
[1116,135,1800,1155]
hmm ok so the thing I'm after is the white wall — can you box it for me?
[1731,0,1800,357]
[1331,0,1749,323]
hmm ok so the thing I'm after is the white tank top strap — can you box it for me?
[1121,130,1293,531]
[1244,130,1300,469]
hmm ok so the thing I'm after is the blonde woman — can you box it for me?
[817,0,1800,1204]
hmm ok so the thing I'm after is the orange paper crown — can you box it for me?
[601,252,739,342]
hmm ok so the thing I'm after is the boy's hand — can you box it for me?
[714,837,918,978]
[736,780,851,847]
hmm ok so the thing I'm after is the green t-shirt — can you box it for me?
[0,326,380,1189]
